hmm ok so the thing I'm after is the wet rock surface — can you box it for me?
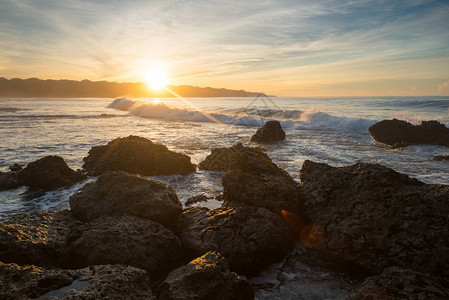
[0,262,154,300]
[250,120,286,143]
[157,251,254,300]
[298,160,449,276]
[434,155,449,161]
[82,135,196,176]
[369,119,449,148]
[69,171,182,229]
[0,210,84,268]
[349,267,449,300]
[18,156,87,191]
[0,171,20,190]
[184,193,210,206]
[68,215,183,279]
[176,203,294,276]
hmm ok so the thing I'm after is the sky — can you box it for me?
[1,0,449,96]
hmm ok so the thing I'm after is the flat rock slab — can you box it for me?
[69,171,182,229]
[157,251,254,300]
[0,262,154,299]
[82,135,196,176]
[298,160,449,276]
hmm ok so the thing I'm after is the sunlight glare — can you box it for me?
[144,68,169,90]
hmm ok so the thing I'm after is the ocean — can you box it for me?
[1,96,448,298]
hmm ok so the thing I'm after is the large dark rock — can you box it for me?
[298,160,449,276]
[250,120,286,143]
[157,251,254,300]
[18,156,87,190]
[82,136,196,176]
[368,119,449,148]
[68,215,183,279]
[349,267,449,300]
[434,155,449,161]
[69,171,182,229]
[0,210,84,268]
[0,171,20,190]
[0,262,154,299]
[175,203,294,276]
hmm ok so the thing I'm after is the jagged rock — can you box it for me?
[434,155,449,161]
[298,160,449,276]
[0,171,20,190]
[82,136,196,176]
[69,171,181,229]
[18,156,86,190]
[9,163,23,172]
[185,194,210,206]
[349,267,449,300]
[368,119,449,148]
[175,203,294,276]
[250,120,286,143]
[0,210,84,268]
[68,215,183,279]
[157,251,254,300]
[0,262,154,299]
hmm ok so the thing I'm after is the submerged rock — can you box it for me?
[157,251,254,300]
[176,203,294,276]
[434,155,449,161]
[0,210,84,268]
[0,171,20,190]
[349,267,449,300]
[18,156,87,190]
[68,215,183,279]
[69,171,182,229]
[82,135,196,176]
[298,160,449,276]
[0,262,154,299]
[250,120,286,143]
[184,194,210,207]
[368,119,449,148]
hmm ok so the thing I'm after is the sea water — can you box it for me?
[1,96,448,298]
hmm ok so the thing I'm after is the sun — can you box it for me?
[144,68,169,90]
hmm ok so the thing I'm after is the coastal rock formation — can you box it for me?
[298,160,449,276]
[82,135,196,176]
[18,156,87,190]
[368,119,449,148]
[349,267,449,300]
[250,120,286,143]
[68,215,183,279]
[175,203,294,276]
[0,210,84,268]
[184,194,210,206]
[69,171,182,229]
[157,251,254,300]
[434,155,449,161]
[9,163,23,172]
[0,263,154,299]
[0,171,20,190]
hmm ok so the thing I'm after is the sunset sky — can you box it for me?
[1,0,449,96]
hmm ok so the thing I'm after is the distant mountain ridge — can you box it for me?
[0,77,266,98]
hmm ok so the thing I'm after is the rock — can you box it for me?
[9,163,23,172]
[0,210,84,268]
[349,267,449,300]
[434,155,449,161]
[250,120,286,143]
[175,203,294,276]
[82,135,196,176]
[69,171,182,229]
[368,119,449,148]
[0,171,20,190]
[68,215,183,279]
[185,194,210,206]
[157,251,254,300]
[298,160,449,276]
[0,262,154,299]
[18,156,87,190]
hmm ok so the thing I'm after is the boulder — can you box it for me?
[157,251,254,300]
[68,215,183,279]
[82,135,196,176]
[298,160,449,276]
[69,171,182,229]
[18,156,87,190]
[185,194,210,206]
[250,120,286,143]
[349,267,449,300]
[434,155,449,161]
[0,210,84,268]
[368,119,449,148]
[0,171,20,190]
[0,262,154,299]
[175,203,294,276]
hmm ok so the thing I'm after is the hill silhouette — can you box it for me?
[0,78,266,98]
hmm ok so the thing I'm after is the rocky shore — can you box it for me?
[1,132,448,299]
